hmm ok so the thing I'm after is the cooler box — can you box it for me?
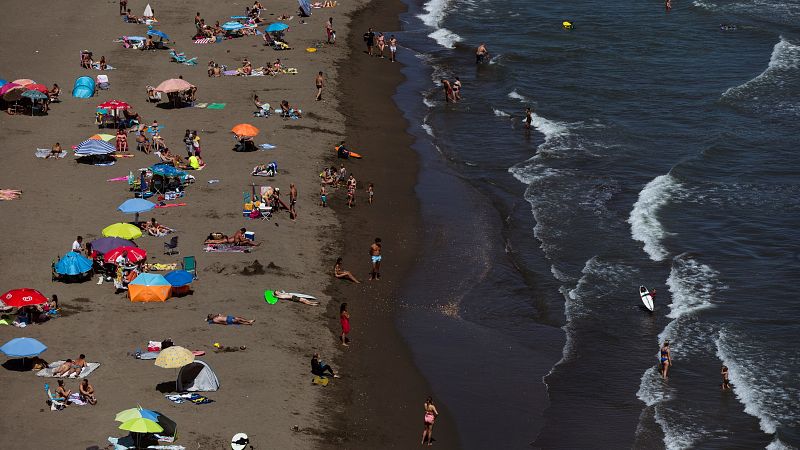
[244,231,255,241]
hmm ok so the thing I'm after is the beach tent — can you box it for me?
[128,273,171,302]
[176,360,220,392]
[54,252,93,278]
[72,76,95,98]
[298,0,312,16]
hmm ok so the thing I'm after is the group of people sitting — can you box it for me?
[319,164,349,186]
[54,378,97,406]
[252,161,278,177]
[204,228,260,246]
[141,217,173,236]
[1,295,59,327]
[80,51,111,70]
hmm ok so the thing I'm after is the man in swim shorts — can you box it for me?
[389,35,398,62]
[369,237,382,280]
[207,314,255,325]
[315,71,325,101]
[476,43,488,64]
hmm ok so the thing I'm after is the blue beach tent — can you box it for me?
[298,0,312,17]
[54,252,93,276]
[72,76,95,98]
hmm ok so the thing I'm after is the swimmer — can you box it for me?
[476,43,488,64]
[721,365,731,391]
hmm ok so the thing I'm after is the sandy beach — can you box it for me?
[0,0,448,447]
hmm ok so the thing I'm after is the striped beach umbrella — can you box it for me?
[75,139,115,156]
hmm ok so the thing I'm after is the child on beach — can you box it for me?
[368,183,374,205]
[340,303,350,346]
[320,185,328,207]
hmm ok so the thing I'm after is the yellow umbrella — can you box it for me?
[119,417,163,433]
[154,346,194,369]
[102,223,143,240]
[90,134,116,141]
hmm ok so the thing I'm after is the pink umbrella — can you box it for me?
[154,78,194,93]
[0,83,21,96]
[1,84,25,101]
[12,79,35,86]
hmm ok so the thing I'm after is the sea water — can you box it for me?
[388,0,800,448]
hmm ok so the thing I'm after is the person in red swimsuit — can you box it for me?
[340,303,350,346]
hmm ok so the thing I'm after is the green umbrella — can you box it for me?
[119,417,163,433]
[115,407,159,423]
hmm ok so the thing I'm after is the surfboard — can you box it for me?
[287,292,317,300]
[334,146,363,159]
[640,286,654,312]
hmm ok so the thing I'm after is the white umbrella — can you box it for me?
[143,4,153,18]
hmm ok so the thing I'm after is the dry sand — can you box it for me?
[0,0,376,447]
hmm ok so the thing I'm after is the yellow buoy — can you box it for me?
[562,21,573,30]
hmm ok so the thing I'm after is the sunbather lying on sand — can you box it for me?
[143,218,171,236]
[206,314,255,325]
[204,228,260,246]
[274,291,319,306]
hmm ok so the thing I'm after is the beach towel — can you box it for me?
[223,70,238,76]
[204,244,251,253]
[107,176,129,182]
[92,63,116,70]
[312,376,329,386]
[68,392,88,406]
[155,203,187,208]
[113,153,135,158]
[36,361,100,378]
[108,436,185,450]
[206,103,226,110]
[165,393,214,404]
[193,102,208,108]
[35,148,67,158]
[143,263,179,271]
[259,143,276,150]
[193,38,214,44]
[136,351,159,360]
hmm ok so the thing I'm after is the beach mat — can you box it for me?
[194,38,214,44]
[36,361,100,378]
[35,149,67,158]
[206,103,226,110]
[312,376,329,386]
[165,393,214,404]
[194,103,208,108]
[204,244,252,253]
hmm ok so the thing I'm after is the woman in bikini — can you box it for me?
[340,303,350,346]
[421,396,439,446]
[334,258,360,283]
[660,340,672,379]
[116,128,128,152]
[377,33,386,58]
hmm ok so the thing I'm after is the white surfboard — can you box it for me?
[639,286,654,311]
[287,292,317,300]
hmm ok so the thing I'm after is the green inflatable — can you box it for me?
[264,290,278,304]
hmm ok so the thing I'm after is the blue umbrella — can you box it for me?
[0,337,47,358]
[164,270,194,287]
[54,252,93,276]
[265,22,289,33]
[118,198,156,222]
[90,237,137,254]
[0,79,7,88]
[221,21,244,31]
[75,139,115,156]
[147,29,170,40]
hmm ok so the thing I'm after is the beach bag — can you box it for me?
[147,340,161,352]
[424,412,435,425]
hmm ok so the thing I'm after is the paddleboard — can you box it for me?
[639,285,654,311]
[334,146,363,159]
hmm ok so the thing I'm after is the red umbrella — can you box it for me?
[0,289,48,308]
[104,246,147,264]
[98,99,131,110]
[26,84,49,94]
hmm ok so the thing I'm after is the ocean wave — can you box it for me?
[693,1,800,26]
[663,254,721,321]
[492,108,511,117]
[427,28,462,49]
[422,97,436,108]
[417,0,450,27]
[508,89,528,102]
[421,123,434,137]
[628,174,682,262]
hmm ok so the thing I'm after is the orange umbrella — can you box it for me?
[231,123,259,137]
[154,78,194,93]
[12,79,35,86]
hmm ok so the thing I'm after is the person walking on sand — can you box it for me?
[364,27,376,56]
[369,237,382,280]
[289,183,298,220]
[721,364,731,391]
[326,17,335,44]
[660,341,672,379]
[315,71,325,101]
[422,396,439,446]
[367,183,374,205]
[389,35,398,62]
[320,185,328,207]
[377,32,386,58]
[340,303,351,346]
[120,0,127,15]
[334,258,360,283]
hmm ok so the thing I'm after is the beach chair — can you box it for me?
[164,236,179,255]
[146,85,161,102]
[182,256,197,279]
[44,384,66,411]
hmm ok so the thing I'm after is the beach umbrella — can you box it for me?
[0,83,21,96]
[104,246,147,264]
[129,273,171,302]
[98,99,130,110]
[0,337,47,358]
[1,83,24,101]
[0,288,48,308]
[102,223,143,240]
[147,29,170,41]
[115,407,159,423]
[221,21,244,31]
[154,78,193,93]
[118,198,156,222]
[231,123,259,137]
[143,3,153,17]
[26,83,49,94]
[164,270,193,287]
[21,89,47,100]
[54,253,93,276]
[119,418,163,434]
[12,79,35,86]
[0,79,7,87]
[75,139,115,156]
[89,133,116,141]
[154,346,194,368]
[265,22,289,33]
[90,237,136,254]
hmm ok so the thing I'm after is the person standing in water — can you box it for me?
[721,365,731,391]
[665,0,672,11]
[369,237,382,280]
[441,79,454,103]
[476,43,489,64]
[660,341,672,379]
[524,107,533,129]
[421,396,439,446]
[452,77,462,101]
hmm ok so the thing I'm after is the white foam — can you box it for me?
[530,112,568,144]
[428,28,462,49]
[628,174,681,262]
[422,97,436,108]
[492,108,510,117]
[663,255,719,320]
[508,89,528,102]
[421,123,434,137]
[417,0,449,28]
[766,438,793,450]
[722,37,800,99]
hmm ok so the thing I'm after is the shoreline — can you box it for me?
[318,0,460,447]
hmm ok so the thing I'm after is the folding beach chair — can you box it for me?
[164,236,179,255]
[182,256,197,279]
[44,384,66,411]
